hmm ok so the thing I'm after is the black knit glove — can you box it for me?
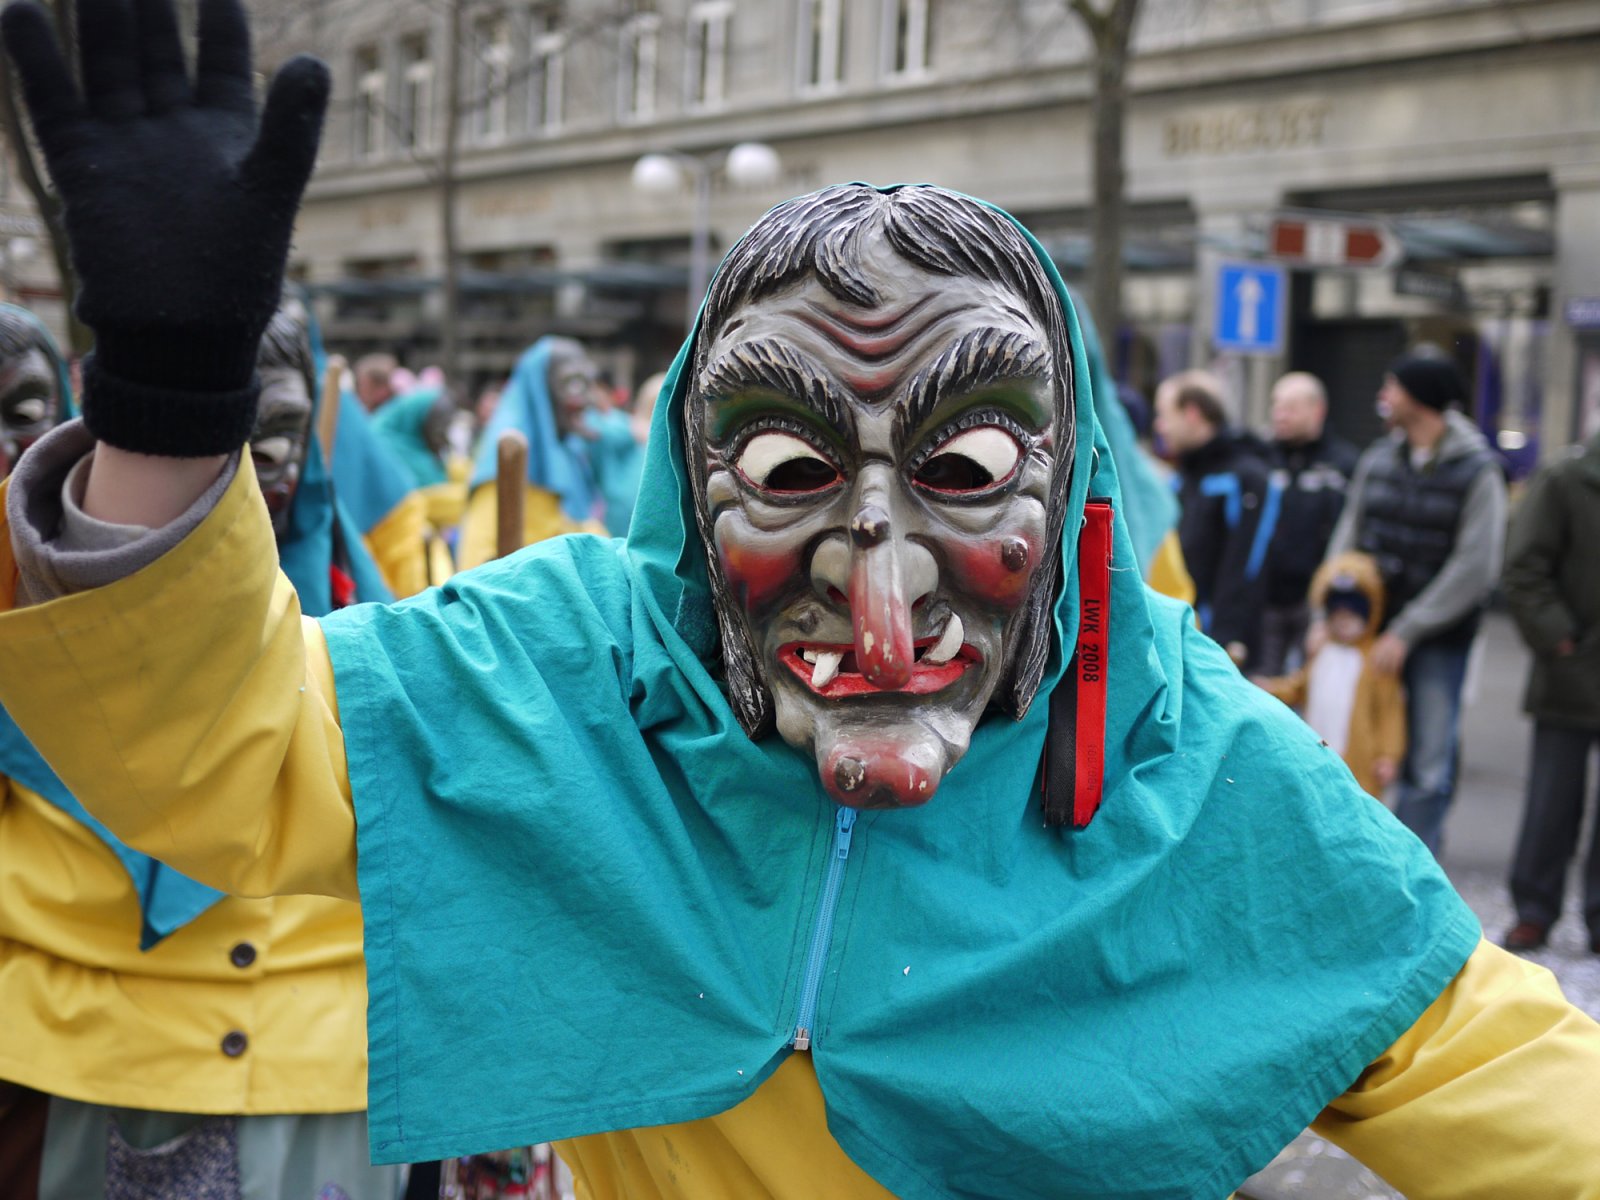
[0,0,329,456]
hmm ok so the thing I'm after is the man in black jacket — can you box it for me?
[1257,372,1360,676]
[1155,370,1270,669]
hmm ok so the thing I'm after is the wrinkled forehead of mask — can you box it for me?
[682,184,1078,737]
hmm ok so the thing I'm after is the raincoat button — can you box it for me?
[229,942,257,968]
[221,1030,249,1057]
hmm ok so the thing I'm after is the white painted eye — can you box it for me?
[914,426,1022,493]
[251,436,294,467]
[736,431,840,493]
[9,398,47,424]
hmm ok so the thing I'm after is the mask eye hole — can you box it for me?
[736,431,841,495]
[251,436,294,469]
[9,398,48,425]
[913,426,1022,495]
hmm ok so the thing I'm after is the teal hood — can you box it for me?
[320,187,1477,1197]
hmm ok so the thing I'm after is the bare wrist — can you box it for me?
[82,443,230,529]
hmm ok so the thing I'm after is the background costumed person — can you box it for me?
[458,336,641,567]
[0,304,71,478]
[1073,297,1192,604]
[1,3,1599,1197]
[302,300,446,596]
[0,295,392,1194]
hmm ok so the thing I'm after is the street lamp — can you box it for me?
[631,142,782,325]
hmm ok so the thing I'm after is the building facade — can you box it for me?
[8,0,1600,460]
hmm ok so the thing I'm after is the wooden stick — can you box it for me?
[318,355,346,457]
[496,429,529,560]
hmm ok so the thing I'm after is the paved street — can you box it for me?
[1241,613,1598,1199]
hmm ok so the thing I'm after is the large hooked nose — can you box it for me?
[811,463,937,690]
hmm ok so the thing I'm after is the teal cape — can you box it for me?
[469,338,645,536]
[331,389,416,535]
[321,189,1478,1197]
[300,295,416,533]
[372,385,450,489]
[2,334,389,945]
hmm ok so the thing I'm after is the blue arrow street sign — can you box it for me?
[1214,262,1286,354]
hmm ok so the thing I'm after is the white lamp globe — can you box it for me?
[725,142,781,189]
[631,153,685,196]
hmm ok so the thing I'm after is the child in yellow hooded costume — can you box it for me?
[1258,552,1407,798]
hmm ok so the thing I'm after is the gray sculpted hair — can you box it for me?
[686,183,1077,736]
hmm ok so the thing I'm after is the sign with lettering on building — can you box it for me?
[1214,263,1285,355]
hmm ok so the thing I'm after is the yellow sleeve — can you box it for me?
[1314,939,1600,1197]
[1145,530,1196,606]
[364,489,430,599]
[457,480,579,569]
[0,465,359,902]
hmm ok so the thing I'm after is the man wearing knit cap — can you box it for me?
[1320,350,1507,856]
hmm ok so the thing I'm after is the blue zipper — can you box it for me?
[791,806,858,1051]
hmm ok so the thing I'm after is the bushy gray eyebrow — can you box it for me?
[697,338,852,437]
[899,327,1051,436]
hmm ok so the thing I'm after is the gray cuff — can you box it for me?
[7,418,240,605]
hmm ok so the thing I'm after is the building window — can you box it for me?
[884,0,930,79]
[799,0,844,92]
[529,7,565,133]
[618,10,660,122]
[472,16,512,143]
[686,1,732,110]
[398,35,433,151]
[354,45,384,159]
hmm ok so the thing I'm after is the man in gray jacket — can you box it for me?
[1320,353,1507,856]
[1501,430,1600,953]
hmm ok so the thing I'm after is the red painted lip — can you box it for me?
[778,638,981,698]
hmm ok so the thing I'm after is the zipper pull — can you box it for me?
[836,806,857,858]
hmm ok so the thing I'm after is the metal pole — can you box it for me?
[688,156,712,331]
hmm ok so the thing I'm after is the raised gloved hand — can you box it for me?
[0,0,329,456]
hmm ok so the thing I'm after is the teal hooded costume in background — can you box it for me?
[470,338,645,536]
[371,384,450,489]
[0,333,389,945]
[320,191,1477,1197]
[1074,299,1178,574]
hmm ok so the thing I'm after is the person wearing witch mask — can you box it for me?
[0,304,72,478]
[458,335,644,567]
[0,303,396,1196]
[1,3,1599,1198]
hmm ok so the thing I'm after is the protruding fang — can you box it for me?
[800,649,818,663]
[922,613,964,665]
[812,651,843,688]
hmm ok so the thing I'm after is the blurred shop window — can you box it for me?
[883,0,931,80]
[619,7,661,122]
[799,0,845,93]
[471,16,513,144]
[528,6,566,134]
[686,1,732,111]
[354,45,384,160]
[398,34,433,152]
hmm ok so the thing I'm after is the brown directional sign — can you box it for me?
[1268,216,1401,268]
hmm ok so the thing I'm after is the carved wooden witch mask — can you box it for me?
[252,297,319,541]
[685,185,1076,809]
[0,307,69,474]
